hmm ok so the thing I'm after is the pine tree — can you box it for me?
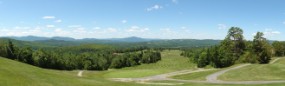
[253,32,272,64]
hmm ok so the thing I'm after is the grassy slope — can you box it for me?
[151,80,285,86]
[2,50,285,86]
[0,50,194,86]
[100,50,197,78]
[171,69,220,80]
[170,64,251,81]
[0,57,143,86]
[219,57,285,81]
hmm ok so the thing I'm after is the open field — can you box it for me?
[171,69,220,80]
[1,50,285,86]
[0,50,195,86]
[0,57,143,86]
[219,57,285,81]
[100,50,197,78]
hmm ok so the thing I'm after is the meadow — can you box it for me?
[1,50,285,86]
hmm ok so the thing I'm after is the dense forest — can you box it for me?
[0,40,161,70]
[181,27,284,68]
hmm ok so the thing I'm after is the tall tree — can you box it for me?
[225,27,246,59]
[253,32,272,64]
[272,41,285,56]
[6,40,16,59]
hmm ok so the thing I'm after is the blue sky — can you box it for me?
[0,0,285,40]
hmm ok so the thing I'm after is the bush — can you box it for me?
[239,51,258,63]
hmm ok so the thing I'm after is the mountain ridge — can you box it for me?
[1,36,161,42]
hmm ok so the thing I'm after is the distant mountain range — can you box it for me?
[0,36,223,49]
[1,36,160,43]
[1,36,277,49]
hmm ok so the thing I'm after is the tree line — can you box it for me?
[181,27,274,68]
[0,41,161,70]
[272,41,285,57]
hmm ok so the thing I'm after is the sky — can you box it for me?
[0,0,285,40]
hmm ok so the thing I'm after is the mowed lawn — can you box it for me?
[0,50,195,86]
[2,52,285,86]
[171,69,220,80]
[101,50,197,78]
[219,57,285,81]
[0,57,144,86]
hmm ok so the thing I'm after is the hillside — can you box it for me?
[0,57,142,86]
[1,52,285,86]
[0,37,221,49]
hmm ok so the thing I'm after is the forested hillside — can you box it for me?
[0,39,161,70]
[181,27,283,68]
[1,36,220,49]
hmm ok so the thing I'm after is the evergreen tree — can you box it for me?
[253,32,272,64]
[6,40,16,59]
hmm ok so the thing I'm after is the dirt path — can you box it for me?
[110,58,285,85]
[77,70,83,77]
[270,58,281,64]
[111,69,214,82]
[203,58,285,84]
[206,64,251,83]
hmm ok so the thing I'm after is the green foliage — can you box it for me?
[182,28,274,68]
[17,47,34,64]
[0,40,161,71]
[141,50,161,64]
[197,52,209,68]
[110,50,161,69]
[272,41,285,56]
[239,51,258,63]
[6,40,16,60]
[253,32,272,64]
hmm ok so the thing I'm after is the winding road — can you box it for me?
[77,70,83,77]
[111,69,214,82]
[270,58,281,64]
[110,58,285,85]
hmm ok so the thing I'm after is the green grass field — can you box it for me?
[101,50,197,78]
[1,50,285,86]
[150,80,285,86]
[219,57,285,81]
[171,69,220,80]
[0,57,145,86]
[0,50,195,86]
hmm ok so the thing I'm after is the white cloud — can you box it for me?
[251,33,257,36]
[93,27,101,30]
[46,25,55,28]
[72,27,87,34]
[172,0,178,4]
[54,28,62,32]
[181,26,186,29]
[253,29,281,37]
[68,25,81,28]
[218,24,227,30]
[126,26,149,33]
[146,4,163,11]
[264,29,281,36]
[42,16,55,19]
[181,27,191,33]
[160,28,172,33]
[106,28,117,33]
[55,19,62,23]
[0,26,49,37]
[53,28,70,36]
[121,20,127,24]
